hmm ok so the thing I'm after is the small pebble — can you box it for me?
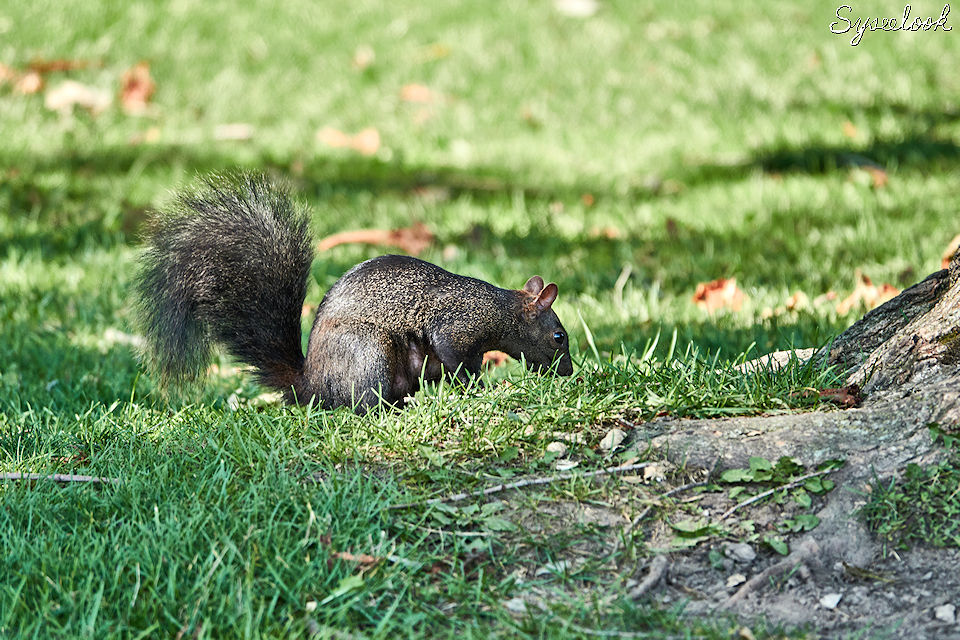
[723,542,757,564]
[726,573,746,588]
[820,593,843,609]
[546,441,568,456]
[599,428,626,452]
[934,603,956,624]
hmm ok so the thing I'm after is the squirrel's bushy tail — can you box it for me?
[136,173,313,398]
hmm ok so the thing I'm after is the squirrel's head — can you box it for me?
[507,276,574,377]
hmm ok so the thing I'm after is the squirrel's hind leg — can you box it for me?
[305,324,406,412]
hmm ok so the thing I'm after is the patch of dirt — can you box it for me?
[668,544,960,638]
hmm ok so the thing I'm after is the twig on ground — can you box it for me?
[0,472,119,485]
[389,461,654,510]
[723,539,818,607]
[610,457,719,557]
[628,554,670,600]
[718,468,836,521]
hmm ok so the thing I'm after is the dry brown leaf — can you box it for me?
[842,120,858,139]
[836,271,900,315]
[941,233,960,268]
[400,83,435,103]
[317,126,380,156]
[120,61,155,114]
[818,385,862,408]
[581,193,595,207]
[329,550,381,568]
[865,166,888,189]
[15,71,43,94]
[28,58,91,74]
[482,350,510,368]
[317,222,434,256]
[44,80,111,114]
[785,290,809,311]
[692,277,745,312]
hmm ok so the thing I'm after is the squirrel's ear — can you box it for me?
[523,276,545,295]
[535,283,558,312]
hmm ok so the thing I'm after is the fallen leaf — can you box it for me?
[941,233,960,268]
[818,385,861,408]
[785,290,809,311]
[317,126,380,156]
[28,58,91,73]
[44,80,111,114]
[15,71,43,94]
[214,123,254,140]
[865,166,888,189]
[692,277,745,312]
[317,222,434,256]
[329,550,381,568]
[836,271,899,315]
[581,193,595,207]
[482,350,510,368]
[120,61,155,114]
[400,83,435,103]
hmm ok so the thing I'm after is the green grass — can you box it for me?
[1,0,958,636]
[861,450,960,552]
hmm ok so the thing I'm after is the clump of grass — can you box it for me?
[860,454,960,551]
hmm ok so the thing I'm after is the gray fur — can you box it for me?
[136,174,573,412]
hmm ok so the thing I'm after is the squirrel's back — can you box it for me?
[317,255,507,329]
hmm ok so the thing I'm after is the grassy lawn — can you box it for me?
[1,0,958,637]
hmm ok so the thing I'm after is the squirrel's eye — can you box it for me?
[553,330,565,345]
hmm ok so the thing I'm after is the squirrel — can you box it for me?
[136,173,573,412]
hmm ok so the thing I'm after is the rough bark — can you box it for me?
[641,253,960,610]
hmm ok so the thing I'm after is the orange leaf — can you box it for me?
[692,278,745,312]
[351,127,381,156]
[329,550,381,568]
[836,271,900,315]
[317,222,434,256]
[865,166,888,189]
[14,71,43,95]
[482,351,510,368]
[784,290,809,311]
[400,83,435,103]
[317,126,380,156]
[120,61,155,114]
[842,120,858,139]
[941,233,960,268]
